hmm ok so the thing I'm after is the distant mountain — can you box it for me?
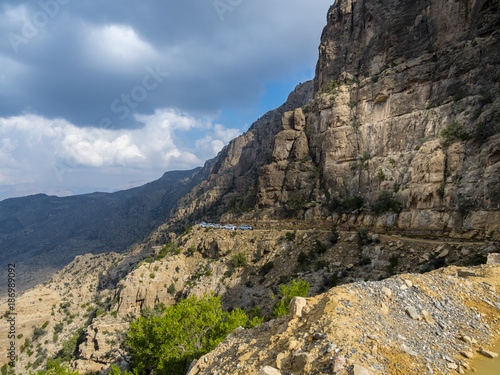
[0,168,204,292]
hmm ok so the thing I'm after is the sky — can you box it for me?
[0,0,333,201]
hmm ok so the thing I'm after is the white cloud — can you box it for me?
[84,24,157,71]
[0,110,241,190]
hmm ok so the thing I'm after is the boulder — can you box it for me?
[289,296,307,317]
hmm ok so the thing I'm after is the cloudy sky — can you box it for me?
[0,0,333,201]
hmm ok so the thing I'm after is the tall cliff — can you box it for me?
[172,0,500,239]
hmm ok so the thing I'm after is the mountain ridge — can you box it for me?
[0,168,204,293]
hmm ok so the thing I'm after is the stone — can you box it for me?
[289,296,307,318]
[460,335,477,345]
[293,108,306,131]
[287,339,299,351]
[437,249,449,258]
[258,366,282,375]
[404,279,413,288]
[381,287,392,297]
[292,352,313,373]
[380,302,389,315]
[275,353,287,370]
[405,306,421,320]
[487,253,500,265]
[351,364,374,375]
[281,111,294,130]
[457,270,479,278]
[460,350,474,359]
[422,310,435,325]
[447,362,458,370]
[333,355,346,372]
[479,349,499,358]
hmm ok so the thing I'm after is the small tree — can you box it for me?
[125,294,248,375]
[440,121,469,147]
[231,252,247,268]
[372,190,402,214]
[284,192,307,216]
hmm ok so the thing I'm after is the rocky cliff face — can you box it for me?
[170,0,500,239]
[171,81,314,225]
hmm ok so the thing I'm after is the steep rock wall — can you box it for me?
[254,0,500,237]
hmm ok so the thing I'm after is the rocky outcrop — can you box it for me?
[187,265,500,375]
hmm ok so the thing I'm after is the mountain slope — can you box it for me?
[0,168,204,292]
[170,0,500,239]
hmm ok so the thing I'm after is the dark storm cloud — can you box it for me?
[0,0,332,129]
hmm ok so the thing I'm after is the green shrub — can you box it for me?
[324,78,340,93]
[314,240,327,255]
[56,329,84,361]
[29,358,80,374]
[315,260,329,271]
[330,228,339,245]
[260,262,274,275]
[167,283,176,295]
[342,196,364,211]
[125,294,248,375]
[284,192,307,216]
[285,231,296,241]
[247,306,265,328]
[182,226,193,236]
[54,323,64,334]
[32,326,46,341]
[356,229,371,247]
[41,321,49,329]
[360,257,371,266]
[377,168,385,181]
[387,256,399,275]
[187,246,197,256]
[108,364,134,375]
[440,121,470,146]
[231,252,247,268]
[467,253,487,266]
[372,190,402,214]
[273,279,310,318]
